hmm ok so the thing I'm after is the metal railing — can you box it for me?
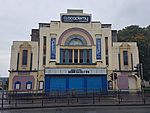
[0,89,150,109]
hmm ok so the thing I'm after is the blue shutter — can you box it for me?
[50,77,66,91]
[101,76,107,91]
[45,76,50,92]
[87,76,102,91]
[69,77,84,92]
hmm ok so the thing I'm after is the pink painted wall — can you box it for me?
[12,75,35,91]
[117,73,129,90]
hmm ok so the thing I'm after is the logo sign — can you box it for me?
[68,69,90,74]
[61,15,91,23]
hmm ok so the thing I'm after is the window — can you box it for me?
[39,81,44,90]
[43,36,47,46]
[62,50,66,63]
[106,56,109,65]
[87,50,90,63]
[15,81,21,90]
[80,50,83,63]
[43,36,46,65]
[22,50,28,65]
[17,53,19,70]
[65,34,87,46]
[60,49,92,64]
[105,37,108,55]
[69,49,72,63]
[43,55,46,65]
[43,36,46,54]
[69,38,83,46]
[74,49,78,63]
[26,81,32,90]
[105,37,109,65]
[30,53,33,70]
[43,47,46,54]
[123,51,128,65]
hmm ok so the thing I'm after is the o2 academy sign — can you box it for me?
[61,15,91,23]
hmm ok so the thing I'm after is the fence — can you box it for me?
[0,89,150,109]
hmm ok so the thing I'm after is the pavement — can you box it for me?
[1,105,150,113]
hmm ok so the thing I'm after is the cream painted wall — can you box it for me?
[38,20,112,70]
[10,41,38,71]
[112,42,139,70]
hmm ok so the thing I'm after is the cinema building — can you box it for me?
[8,9,141,92]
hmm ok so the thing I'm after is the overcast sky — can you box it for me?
[0,0,150,77]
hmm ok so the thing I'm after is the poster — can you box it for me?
[51,38,56,59]
[96,38,101,59]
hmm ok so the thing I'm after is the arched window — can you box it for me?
[69,38,83,46]
[14,81,21,90]
[65,34,87,46]
[26,81,32,90]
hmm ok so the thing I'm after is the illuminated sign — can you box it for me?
[45,68,106,75]
[61,15,91,23]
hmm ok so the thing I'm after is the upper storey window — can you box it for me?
[123,51,128,65]
[65,34,87,46]
[22,50,28,65]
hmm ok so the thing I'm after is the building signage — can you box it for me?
[51,38,56,59]
[45,68,106,75]
[96,38,101,59]
[61,15,91,23]
[68,69,90,74]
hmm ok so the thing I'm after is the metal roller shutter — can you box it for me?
[50,77,67,91]
[87,76,102,90]
[69,77,84,92]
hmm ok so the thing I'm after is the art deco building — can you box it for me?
[8,9,141,92]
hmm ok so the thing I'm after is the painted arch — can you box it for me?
[58,28,94,46]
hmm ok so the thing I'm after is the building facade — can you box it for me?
[8,9,141,92]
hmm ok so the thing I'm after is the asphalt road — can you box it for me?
[0,106,150,113]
